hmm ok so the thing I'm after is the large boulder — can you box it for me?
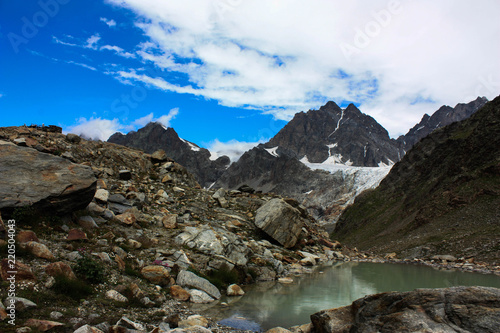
[254,198,304,248]
[176,270,221,299]
[0,145,96,216]
[310,286,500,333]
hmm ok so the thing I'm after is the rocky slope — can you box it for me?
[397,96,488,151]
[108,122,230,188]
[0,125,344,333]
[333,95,500,264]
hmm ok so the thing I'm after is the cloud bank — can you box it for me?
[99,0,499,137]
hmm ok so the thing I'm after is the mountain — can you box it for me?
[266,101,403,166]
[333,95,500,263]
[108,122,230,188]
[397,97,488,151]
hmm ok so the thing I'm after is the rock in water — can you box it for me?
[310,286,500,333]
[0,145,96,216]
[254,198,304,248]
[177,270,221,299]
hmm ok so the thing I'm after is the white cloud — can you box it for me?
[132,113,154,127]
[205,139,264,162]
[156,107,179,127]
[67,117,122,141]
[85,34,101,50]
[105,0,500,137]
[100,17,117,27]
[100,45,136,58]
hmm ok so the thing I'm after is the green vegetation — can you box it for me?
[73,249,106,284]
[53,274,93,300]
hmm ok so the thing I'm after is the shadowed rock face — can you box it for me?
[108,123,230,188]
[311,286,500,333]
[397,96,488,151]
[0,144,96,216]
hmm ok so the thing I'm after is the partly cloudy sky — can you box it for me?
[1,0,499,153]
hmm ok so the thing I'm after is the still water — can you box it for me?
[193,261,500,331]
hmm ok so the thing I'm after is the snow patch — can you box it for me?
[328,109,344,137]
[265,146,279,157]
[180,138,201,151]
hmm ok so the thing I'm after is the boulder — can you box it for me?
[1,259,36,282]
[254,198,304,248]
[45,261,77,280]
[25,319,64,331]
[227,284,245,296]
[310,286,500,333]
[177,270,221,299]
[189,289,215,303]
[105,290,128,303]
[170,285,191,301]
[141,265,170,285]
[178,315,209,328]
[162,214,178,229]
[0,145,96,216]
[23,241,55,260]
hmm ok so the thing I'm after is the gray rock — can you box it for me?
[254,198,304,248]
[311,286,500,333]
[0,145,96,215]
[105,290,128,303]
[4,297,37,311]
[66,133,81,144]
[78,215,98,229]
[189,289,215,303]
[118,169,132,180]
[94,189,109,203]
[177,270,221,299]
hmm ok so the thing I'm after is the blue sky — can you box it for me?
[1,0,499,156]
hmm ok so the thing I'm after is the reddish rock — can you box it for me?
[24,241,55,260]
[162,214,178,229]
[0,259,36,282]
[45,261,77,280]
[141,265,170,285]
[16,230,39,243]
[170,285,190,301]
[67,229,88,241]
[25,319,64,331]
[115,254,125,272]
[116,211,136,225]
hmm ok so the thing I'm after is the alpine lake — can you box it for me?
[190,261,500,331]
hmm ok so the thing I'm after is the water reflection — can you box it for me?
[198,262,500,330]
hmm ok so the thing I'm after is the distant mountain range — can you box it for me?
[108,97,488,224]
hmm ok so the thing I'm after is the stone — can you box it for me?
[278,277,294,284]
[0,145,96,216]
[162,214,178,229]
[254,198,304,248]
[116,210,137,225]
[431,254,457,262]
[45,261,77,280]
[0,301,7,321]
[14,138,27,146]
[266,328,292,333]
[115,254,126,271]
[67,229,88,241]
[189,289,215,303]
[73,324,104,333]
[49,311,63,320]
[127,239,142,249]
[114,316,145,331]
[24,241,55,260]
[86,202,105,215]
[141,265,170,285]
[4,297,37,311]
[178,315,209,328]
[170,285,191,301]
[1,259,36,282]
[177,270,221,299]
[66,133,81,143]
[105,290,128,303]
[161,174,173,183]
[310,286,500,333]
[94,189,109,203]
[78,215,98,229]
[151,150,169,162]
[16,230,39,243]
[118,169,132,180]
[227,284,245,296]
[25,319,64,331]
